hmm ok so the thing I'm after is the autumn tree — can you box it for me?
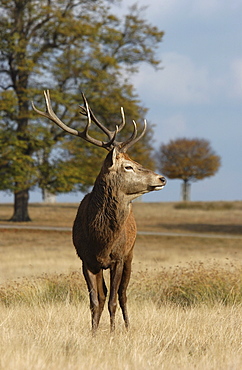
[157,138,221,201]
[0,0,164,221]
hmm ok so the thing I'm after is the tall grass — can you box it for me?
[1,263,242,308]
[0,272,86,307]
[130,262,242,307]
[1,276,242,370]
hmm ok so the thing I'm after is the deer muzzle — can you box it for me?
[148,176,166,191]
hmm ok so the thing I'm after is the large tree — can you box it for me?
[0,0,164,221]
[157,138,221,201]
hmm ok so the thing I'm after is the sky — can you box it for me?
[1,0,241,204]
[119,0,242,203]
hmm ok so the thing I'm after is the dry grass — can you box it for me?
[1,201,242,234]
[1,230,242,284]
[0,297,242,369]
[134,201,242,235]
[0,229,79,283]
[1,202,242,369]
[0,203,77,227]
[1,263,242,308]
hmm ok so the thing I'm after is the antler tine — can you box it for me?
[32,90,80,137]
[32,90,110,150]
[119,120,137,152]
[117,107,126,132]
[120,119,147,153]
[80,93,114,141]
[81,92,92,134]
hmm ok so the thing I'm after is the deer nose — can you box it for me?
[160,176,166,185]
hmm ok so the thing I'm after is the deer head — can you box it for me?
[96,148,165,201]
[32,90,166,201]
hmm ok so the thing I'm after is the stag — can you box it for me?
[32,91,166,332]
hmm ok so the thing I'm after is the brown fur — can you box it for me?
[72,149,166,332]
[32,91,166,332]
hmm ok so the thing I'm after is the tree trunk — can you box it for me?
[42,188,56,204]
[181,180,191,201]
[10,189,31,222]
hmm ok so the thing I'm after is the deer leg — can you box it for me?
[118,254,132,330]
[96,270,107,325]
[82,263,99,332]
[108,261,124,332]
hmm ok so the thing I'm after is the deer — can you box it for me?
[32,90,166,332]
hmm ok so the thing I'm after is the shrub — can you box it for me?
[0,272,86,307]
[174,202,234,211]
[129,262,242,307]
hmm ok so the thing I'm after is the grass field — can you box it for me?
[0,201,242,369]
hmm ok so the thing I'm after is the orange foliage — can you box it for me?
[158,138,221,182]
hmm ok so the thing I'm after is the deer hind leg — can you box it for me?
[108,260,124,332]
[82,263,100,333]
[118,255,132,330]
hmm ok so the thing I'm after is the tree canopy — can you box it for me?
[0,0,164,221]
[157,138,221,201]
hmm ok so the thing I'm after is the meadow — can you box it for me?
[0,201,242,369]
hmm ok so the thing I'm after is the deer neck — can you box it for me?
[90,173,131,232]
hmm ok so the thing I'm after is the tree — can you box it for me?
[0,0,164,221]
[157,138,221,201]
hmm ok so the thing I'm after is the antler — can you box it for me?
[32,90,146,152]
[32,90,118,150]
[120,119,147,153]
[79,93,126,142]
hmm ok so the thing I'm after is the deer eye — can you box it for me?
[124,165,134,171]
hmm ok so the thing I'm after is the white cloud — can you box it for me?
[133,51,241,106]
[159,52,210,104]
[133,52,211,105]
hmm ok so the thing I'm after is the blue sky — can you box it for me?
[119,0,242,202]
[1,0,241,203]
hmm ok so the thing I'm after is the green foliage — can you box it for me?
[0,123,48,192]
[0,0,163,216]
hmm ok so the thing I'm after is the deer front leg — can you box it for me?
[82,263,99,333]
[108,260,124,332]
[96,270,107,324]
[118,254,132,330]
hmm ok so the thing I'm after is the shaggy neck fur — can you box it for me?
[88,168,130,246]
